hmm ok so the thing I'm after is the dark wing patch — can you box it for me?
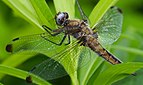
[12,37,19,41]
[6,44,12,52]
[26,75,32,83]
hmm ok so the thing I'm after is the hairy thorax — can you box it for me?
[64,19,93,39]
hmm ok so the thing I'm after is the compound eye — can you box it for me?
[57,18,64,25]
[56,13,65,25]
[64,12,69,19]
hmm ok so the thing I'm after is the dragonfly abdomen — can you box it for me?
[83,35,122,64]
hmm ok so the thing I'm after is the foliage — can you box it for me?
[0,0,143,85]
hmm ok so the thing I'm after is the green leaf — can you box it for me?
[77,48,104,85]
[87,62,104,85]
[77,0,122,84]
[3,0,77,84]
[3,0,126,85]
[6,32,80,85]
[0,65,51,85]
[53,0,75,18]
[93,62,143,85]
[78,53,103,85]
[89,0,119,28]
[30,0,56,29]
[0,52,37,79]
[111,45,143,56]
[2,0,54,30]
[0,82,3,85]
[2,52,37,67]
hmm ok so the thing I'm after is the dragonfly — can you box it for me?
[6,0,123,83]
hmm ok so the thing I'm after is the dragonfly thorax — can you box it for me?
[55,12,69,26]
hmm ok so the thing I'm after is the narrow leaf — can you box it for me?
[2,0,54,30]
[30,0,56,29]
[53,0,75,18]
[111,45,143,56]
[78,54,103,85]
[0,52,37,79]
[0,65,51,85]
[93,62,143,85]
[89,0,119,28]
[0,83,3,85]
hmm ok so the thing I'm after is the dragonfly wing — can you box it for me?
[93,6,123,45]
[30,57,67,80]
[29,41,81,80]
[76,0,89,23]
[6,32,69,56]
[78,47,92,69]
[6,32,82,80]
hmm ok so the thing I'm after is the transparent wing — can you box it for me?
[76,0,89,23]
[93,6,123,45]
[29,40,81,80]
[29,57,67,80]
[78,46,92,69]
[6,32,70,56]
[6,32,82,80]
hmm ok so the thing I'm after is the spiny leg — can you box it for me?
[26,41,79,81]
[78,36,87,46]
[65,35,71,45]
[42,25,67,46]
[42,25,61,36]
[40,33,67,46]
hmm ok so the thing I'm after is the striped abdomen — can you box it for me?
[84,35,122,64]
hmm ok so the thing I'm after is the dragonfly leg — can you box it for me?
[78,36,87,46]
[65,35,71,45]
[41,34,67,46]
[42,25,61,36]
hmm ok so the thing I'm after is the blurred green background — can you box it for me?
[0,0,143,85]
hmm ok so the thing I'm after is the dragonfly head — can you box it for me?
[55,12,69,26]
